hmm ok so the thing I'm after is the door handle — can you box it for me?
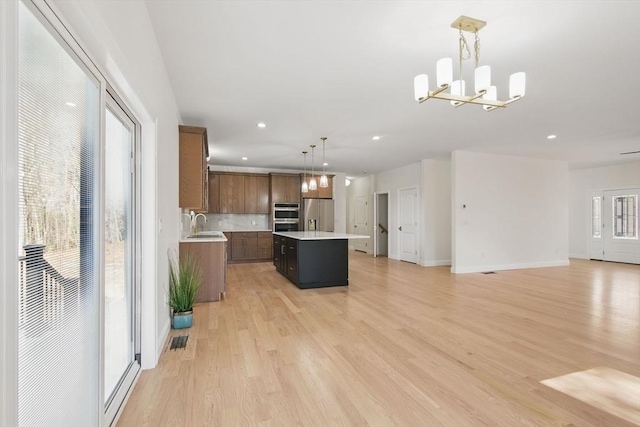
[399,226,402,231]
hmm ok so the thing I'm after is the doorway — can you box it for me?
[374,192,389,257]
[602,189,639,264]
[398,188,418,263]
[590,188,639,264]
[354,195,369,253]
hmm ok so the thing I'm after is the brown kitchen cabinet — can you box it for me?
[244,174,270,214]
[231,232,258,261]
[179,241,226,302]
[257,231,273,259]
[270,173,301,204]
[220,174,245,213]
[301,174,333,199]
[208,172,221,213]
[179,125,209,211]
[209,172,270,214]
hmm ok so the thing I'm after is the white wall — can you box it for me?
[452,151,569,273]
[52,0,182,368]
[568,162,640,258]
[374,162,421,259]
[421,159,451,266]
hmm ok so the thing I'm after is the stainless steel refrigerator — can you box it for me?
[303,199,334,232]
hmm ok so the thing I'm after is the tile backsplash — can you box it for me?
[203,214,269,231]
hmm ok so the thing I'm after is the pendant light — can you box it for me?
[319,137,329,188]
[301,151,309,193]
[309,144,317,191]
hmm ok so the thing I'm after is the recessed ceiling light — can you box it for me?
[547,134,557,139]
[65,102,76,107]
[256,122,266,128]
[323,162,328,166]
[372,136,380,140]
[242,157,248,160]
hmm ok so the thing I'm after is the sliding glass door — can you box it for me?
[18,1,100,424]
[17,1,141,425]
[104,95,141,422]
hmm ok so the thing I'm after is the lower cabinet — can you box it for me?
[226,231,273,263]
[179,241,226,302]
[272,235,298,283]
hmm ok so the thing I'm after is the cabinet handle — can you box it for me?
[289,246,293,250]
[281,245,285,254]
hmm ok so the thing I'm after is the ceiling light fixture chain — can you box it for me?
[474,30,481,68]
[413,15,526,111]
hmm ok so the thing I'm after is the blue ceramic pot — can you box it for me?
[172,310,193,329]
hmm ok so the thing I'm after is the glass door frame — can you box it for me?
[104,89,142,425]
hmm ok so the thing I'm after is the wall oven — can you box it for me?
[273,203,299,232]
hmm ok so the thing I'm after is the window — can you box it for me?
[592,196,601,238]
[612,195,637,239]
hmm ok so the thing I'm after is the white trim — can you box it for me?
[451,260,570,274]
[569,253,589,260]
[421,260,452,267]
[157,318,171,358]
[109,368,141,427]
[0,1,19,425]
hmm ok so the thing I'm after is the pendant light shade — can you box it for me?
[450,79,465,106]
[309,145,317,191]
[414,74,429,101]
[474,65,491,93]
[319,137,329,188]
[436,58,453,87]
[509,72,526,99]
[301,151,309,193]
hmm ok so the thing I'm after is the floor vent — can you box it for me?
[482,271,497,274]
[170,335,188,350]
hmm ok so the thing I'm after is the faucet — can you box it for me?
[192,212,207,235]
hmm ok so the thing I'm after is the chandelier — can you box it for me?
[413,16,526,112]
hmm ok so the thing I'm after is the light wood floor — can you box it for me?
[117,254,640,427]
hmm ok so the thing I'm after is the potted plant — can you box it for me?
[168,252,202,329]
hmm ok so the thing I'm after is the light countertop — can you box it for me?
[179,231,228,243]
[273,231,369,240]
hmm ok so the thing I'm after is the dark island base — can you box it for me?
[274,236,349,289]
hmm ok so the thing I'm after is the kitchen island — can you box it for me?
[273,231,369,289]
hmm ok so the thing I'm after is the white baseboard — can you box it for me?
[569,253,589,260]
[156,318,170,364]
[451,259,570,274]
[421,259,451,267]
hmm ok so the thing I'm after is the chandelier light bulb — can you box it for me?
[474,65,491,93]
[509,72,526,99]
[414,74,429,101]
[450,80,466,106]
[482,86,497,111]
[436,58,453,87]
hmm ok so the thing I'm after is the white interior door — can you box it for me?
[354,195,368,252]
[589,192,603,260]
[603,188,640,264]
[399,188,418,263]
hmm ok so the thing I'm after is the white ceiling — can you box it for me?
[146,1,640,178]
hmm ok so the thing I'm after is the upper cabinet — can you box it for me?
[179,125,209,211]
[245,175,270,214]
[209,172,270,214]
[301,174,333,199]
[270,173,301,204]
